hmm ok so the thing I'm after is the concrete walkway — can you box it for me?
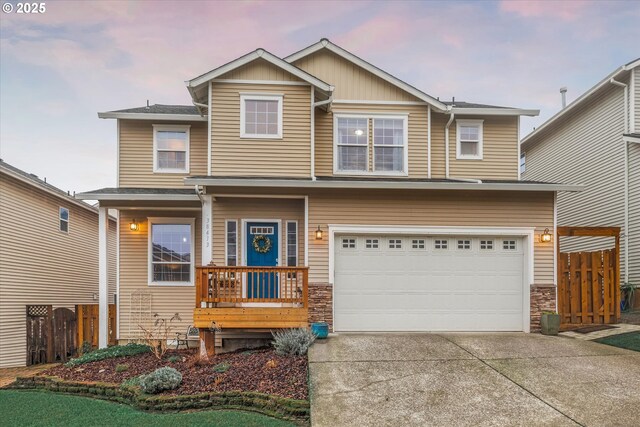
[309,333,640,426]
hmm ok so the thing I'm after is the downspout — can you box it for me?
[444,108,483,184]
[445,109,454,179]
[610,77,629,282]
[312,95,333,181]
[207,82,212,176]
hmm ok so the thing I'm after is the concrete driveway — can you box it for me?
[309,333,640,426]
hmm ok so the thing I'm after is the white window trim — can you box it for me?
[152,124,191,174]
[333,113,409,176]
[372,116,409,176]
[240,94,283,139]
[456,119,484,160]
[225,220,238,267]
[286,220,298,266]
[148,217,196,286]
[333,114,370,174]
[59,207,69,233]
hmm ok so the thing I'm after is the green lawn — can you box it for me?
[0,390,295,427]
[594,331,640,352]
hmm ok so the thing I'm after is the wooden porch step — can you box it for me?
[194,307,309,329]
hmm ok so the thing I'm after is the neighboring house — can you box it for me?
[521,58,640,286]
[78,39,580,351]
[0,160,116,368]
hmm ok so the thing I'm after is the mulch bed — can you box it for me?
[43,348,308,400]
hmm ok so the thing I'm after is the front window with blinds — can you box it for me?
[226,220,237,266]
[240,95,283,139]
[286,221,298,266]
[456,120,483,160]
[149,219,194,285]
[336,117,368,171]
[153,125,190,172]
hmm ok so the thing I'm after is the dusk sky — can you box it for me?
[1,0,638,195]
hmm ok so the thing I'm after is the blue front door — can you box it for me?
[246,222,279,299]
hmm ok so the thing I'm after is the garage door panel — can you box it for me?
[334,235,525,332]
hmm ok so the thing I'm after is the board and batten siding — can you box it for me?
[217,58,299,82]
[210,83,312,177]
[306,189,554,285]
[118,120,207,188]
[211,197,305,266]
[292,49,421,102]
[0,174,116,368]
[118,210,201,341]
[314,103,429,177]
[522,82,629,273]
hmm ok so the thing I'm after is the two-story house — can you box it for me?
[0,160,116,368]
[522,59,639,293]
[78,39,580,353]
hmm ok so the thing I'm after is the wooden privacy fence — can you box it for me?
[76,304,117,348]
[26,306,77,365]
[557,227,620,326]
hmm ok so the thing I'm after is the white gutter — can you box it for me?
[76,192,200,201]
[610,77,630,282]
[451,107,539,116]
[444,110,455,179]
[184,177,582,192]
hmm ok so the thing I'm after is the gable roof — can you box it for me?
[185,48,333,105]
[285,38,448,112]
[0,159,108,215]
[98,104,205,121]
[521,57,640,149]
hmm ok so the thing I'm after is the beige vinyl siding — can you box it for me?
[211,198,305,266]
[217,58,299,81]
[118,210,201,340]
[293,49,421,102]
[211,83,311,177]
[0,174,116,368]
[314,103,429,177]
[522,82,628,271]
[119,120,207,188]
[448,115,519,180]
[628,143,640,283]
[306,189,554,285]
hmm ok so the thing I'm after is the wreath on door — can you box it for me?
[252,235,272,254]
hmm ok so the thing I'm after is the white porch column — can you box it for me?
[98,205,109,348]
[201,195,213,265]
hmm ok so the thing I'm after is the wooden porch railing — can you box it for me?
[196,266,309,308]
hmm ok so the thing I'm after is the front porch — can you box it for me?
[194,266,309,330]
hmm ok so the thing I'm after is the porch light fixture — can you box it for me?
[541,228,552,243]
[315,225,323,240]
[129,219,139,231]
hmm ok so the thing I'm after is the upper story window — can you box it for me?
[520,152,526,174]
[59,207,69,233]
[153,125,190,173]
[456,120,483,160]
[240,94,283,139]
[336,117,368,172]
[334,114,407,175]
[149,217,195,286]
[373,118,406,172]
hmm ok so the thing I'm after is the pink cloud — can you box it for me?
[499,0,591,22]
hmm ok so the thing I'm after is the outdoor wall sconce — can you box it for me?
[315,225,323,240]
[540,228,552,243]
[129,219,139,231]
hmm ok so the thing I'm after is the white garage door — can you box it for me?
[334,235,525,332]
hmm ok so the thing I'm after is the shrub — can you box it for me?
[140,367,182,394]
[121,374,144,389]
[80,341,93,355]
[272,328,316,356]
[167,355,181,363]
[65,343,151,367]
[115,364,129,373]
[212,362,230,373]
